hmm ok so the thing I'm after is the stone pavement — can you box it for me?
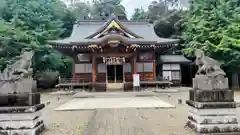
[55,97,175,111]
[83,109,155,135]
[72,91,156,98]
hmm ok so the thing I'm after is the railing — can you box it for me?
[58,76,172,84]
[59,78,92,84]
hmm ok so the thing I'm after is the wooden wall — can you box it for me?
[125,72,133,82]
[137,52,155,81]
[138,72,154,81]
[96,73,106,82]
[72,52,156,83]
[74,73,92,83]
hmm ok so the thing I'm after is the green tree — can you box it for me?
[131,0,185,39]
[91,0,127,20]
[67,0,127,20]
[154,10,186,38]
[68,1,92,20]
[0,0,75,77]
[131,8,147,20]
[182,0,240,69]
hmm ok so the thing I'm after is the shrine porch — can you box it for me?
[55,77,172,92]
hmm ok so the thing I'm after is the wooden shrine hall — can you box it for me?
[48,15,192,91]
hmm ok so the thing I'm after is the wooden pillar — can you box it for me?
[72,56,76,83]
[123,63,125,83]
[153,52,156,81]
[133,55,137,74]
[92,55,96,91]
[190,64,192,87]
[132,55,137,91]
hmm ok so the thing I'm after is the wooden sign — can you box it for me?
[102,57,125,65]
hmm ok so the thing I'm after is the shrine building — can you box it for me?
[48,15,192,91]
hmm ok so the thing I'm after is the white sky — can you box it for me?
[121,0,153,18]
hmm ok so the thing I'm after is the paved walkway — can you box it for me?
[55,97,174,111]
[72,91,156,98]
[83,109,155,135]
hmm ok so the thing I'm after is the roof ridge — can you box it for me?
[76,20,149,23]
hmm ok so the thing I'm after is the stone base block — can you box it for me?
[187,101,240,134]
[193,75,228,90]
[0,123,44,135]
[189,106,237,116]
[0,104,45,113]
[0,93,40,107]
[0,118,43,129]
[186,100,236,109]
[186,120,240,134]
[0,106,45,134]
[0,111,41,121]
[189,89,234,102]
[188,113,238,124]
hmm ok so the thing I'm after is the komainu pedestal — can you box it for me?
[0,50,45,135]
[186,49,240,134]
[186,75,240,134]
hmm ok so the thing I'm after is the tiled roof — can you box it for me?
[48,16,179,45]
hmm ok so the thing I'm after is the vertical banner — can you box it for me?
[133,74,140,87]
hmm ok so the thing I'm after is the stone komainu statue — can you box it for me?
[13,51,34,75]
[195,49,226,77]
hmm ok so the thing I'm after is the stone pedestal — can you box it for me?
[0,76,45,135]
[186,75,240,134]
[0,104,45,135]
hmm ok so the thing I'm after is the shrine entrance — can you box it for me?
[107,65,123,83]
[104,56,125,83]
[103,56,125,90]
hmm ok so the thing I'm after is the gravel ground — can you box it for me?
[40,94,93,135]
[40,89,240,135]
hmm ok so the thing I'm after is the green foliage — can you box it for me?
[154,10,186,38]
[91,0,127,20]
[131,0,185,39]
[35,71,60,89]
[131,8,148,20]
[0,0,75,76]
[183,0,240,69]
[69,0,127,20]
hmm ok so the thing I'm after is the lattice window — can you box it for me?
[162,64,181,81]
[136,62,153,72]
[98,63,106,73]
[136,63,143,72]
[143,63,153,72]
[75,64,92,73]
[123,63,132,72]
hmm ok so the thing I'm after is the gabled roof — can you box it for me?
[85,15,142,39]
[48,15,179,45]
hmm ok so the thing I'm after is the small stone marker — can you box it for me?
[178,99,182,104]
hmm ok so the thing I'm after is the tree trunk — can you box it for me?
[231,72,239,89]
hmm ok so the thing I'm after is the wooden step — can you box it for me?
[107,83,124,91]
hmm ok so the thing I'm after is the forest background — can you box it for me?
[0,0,239,88]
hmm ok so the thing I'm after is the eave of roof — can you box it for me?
[70,34,178,45]
[157,55,192,64]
